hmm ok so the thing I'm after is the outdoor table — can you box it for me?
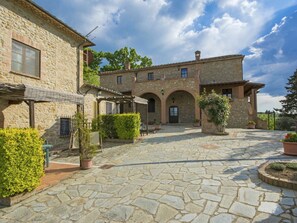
[42,144,53,167]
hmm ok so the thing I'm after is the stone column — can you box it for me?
[161,98,166,124]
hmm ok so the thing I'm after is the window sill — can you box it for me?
[10,71,40,80]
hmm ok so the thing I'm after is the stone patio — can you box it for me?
[0,125,296,223]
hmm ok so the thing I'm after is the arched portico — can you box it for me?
[139,93,161,124]
[165,90,196,123]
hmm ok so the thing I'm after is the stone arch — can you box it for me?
[166,90,196,123]
[139,92,161,124]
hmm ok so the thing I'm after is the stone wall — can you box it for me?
[100,73,134,93]
[227,98,249,128]
[136,63,199,82]
[200,58,243,84]
[0,1,84,149]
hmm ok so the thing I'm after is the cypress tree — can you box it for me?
[279,69,297,118]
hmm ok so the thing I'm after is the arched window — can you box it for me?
[148,98,155,113]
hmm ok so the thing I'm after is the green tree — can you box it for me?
[279,69,297,118]
[101,47,152,71]
[83,48,103,86]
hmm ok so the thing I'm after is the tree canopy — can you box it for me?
[279,69,297,118]
[100,47,152,72]
[83,47,153,85]
[83,49,103,86]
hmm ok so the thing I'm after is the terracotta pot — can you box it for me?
[247,124,256,129]
[81,159,93,170]
[283,142,297,156]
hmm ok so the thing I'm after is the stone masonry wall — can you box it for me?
[227,98,249,128]
[0,1,84,149]
[200,58,243,84]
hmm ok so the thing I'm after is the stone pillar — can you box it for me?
[161,98,166,124]
[238,86,244,99]
[194,102,200,121]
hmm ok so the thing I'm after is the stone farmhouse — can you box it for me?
[100,51,264,128]
[0,0,120,148]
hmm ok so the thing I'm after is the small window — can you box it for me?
[106,102,113,114]
[117,76,122,84]
[181,68,188,78]
[148,72,154,80]
[148,98,155,113]
[222,89,232,98]
[60,118,71,137]
[11,40,40,77]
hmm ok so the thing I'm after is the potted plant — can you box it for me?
[193,119,200,127]
[154,120,162,130]
[74,112,97,170]
[282,133,297,156]
[247,120,256,129]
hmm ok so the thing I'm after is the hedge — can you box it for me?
[92,113,140,140]
[0,129,44,198]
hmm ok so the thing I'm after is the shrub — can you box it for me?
[114,113,140,140]
[276,116,296,131]
[0,129,44,198]
[197,90,231,127]
[269,162,286,171]
[285,163,297,170]
[92,113,140,140]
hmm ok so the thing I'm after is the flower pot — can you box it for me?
[81,159,93,170]
[283,142,297,156]
[247,124,256,129]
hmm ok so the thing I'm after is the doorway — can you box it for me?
[169,106,179,123]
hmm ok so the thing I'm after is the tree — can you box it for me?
[101,47,152,71]
[279,69,297,118]
[83,48,103,86]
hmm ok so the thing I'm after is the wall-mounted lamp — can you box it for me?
[97,90,102,96]
[172,97,175,103]
[161,89,164,95]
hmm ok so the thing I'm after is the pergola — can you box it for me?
[0,83,84,128]
[97,95,149,135]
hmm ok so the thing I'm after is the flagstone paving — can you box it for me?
[1,125,297,222]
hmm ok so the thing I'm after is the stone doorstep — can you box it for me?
[258,161,297,191]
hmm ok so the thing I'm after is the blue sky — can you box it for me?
[34,0,297,112]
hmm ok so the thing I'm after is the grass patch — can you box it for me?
[269,162,286,171]
[286,163,297,170]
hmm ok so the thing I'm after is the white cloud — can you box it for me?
[245,46,263,59]
[257,93,284,112]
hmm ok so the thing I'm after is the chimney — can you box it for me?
[124,61,131,70]
[195,50,201,60]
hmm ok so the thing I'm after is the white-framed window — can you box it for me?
[11,40,40,77]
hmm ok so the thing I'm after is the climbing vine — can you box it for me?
[198,90,231,127]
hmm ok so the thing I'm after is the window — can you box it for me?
[117,76,122,84]
[148,72,154,80]
[181,68,188,78]
[222,88,232,98]
[11,40,40,77]
[106,102,113,114]
[60,118,71,137]
[148,98,155,113]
